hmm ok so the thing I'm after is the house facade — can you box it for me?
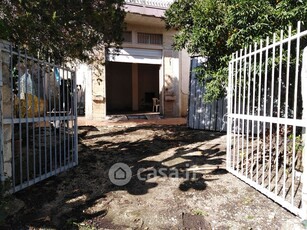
[77,0,190,119]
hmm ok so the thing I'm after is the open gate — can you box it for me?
[0,41,78,192]
[227,22,307,218]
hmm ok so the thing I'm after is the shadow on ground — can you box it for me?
[5,124,226,229]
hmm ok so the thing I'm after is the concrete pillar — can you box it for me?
[301,47,307,220]
[132,63,138,111]
[91,49,106,119]
[164,49,179,117]
[179,50,190,117]
[159,65,164,115]
[0,40,12,181]
[172,51,180,116]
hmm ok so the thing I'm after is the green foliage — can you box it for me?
[165,0,307,102]
[0,0,126,63]
[288,134,303,154]
[192,209,209,216]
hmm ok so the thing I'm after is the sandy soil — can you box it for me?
[3,122,305,229]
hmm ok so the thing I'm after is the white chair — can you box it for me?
[152,98,160,112]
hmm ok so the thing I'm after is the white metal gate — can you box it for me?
[227,22,307,218]
[0,41,78,192]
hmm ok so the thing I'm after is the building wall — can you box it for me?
[78,14,190,119]
[76,64,91,116]
[124,23,189,117]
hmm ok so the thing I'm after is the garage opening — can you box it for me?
[106,62,160,114]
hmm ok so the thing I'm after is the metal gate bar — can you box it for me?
[227,22,307,217]
[0,41,78,192]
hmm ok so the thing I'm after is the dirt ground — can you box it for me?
[3,119,306,229]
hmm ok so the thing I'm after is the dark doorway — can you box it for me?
[138,64,160,112]
[106,62,132,114]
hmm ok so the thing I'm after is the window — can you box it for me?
[137,33,163,45]
[123,31,132,43]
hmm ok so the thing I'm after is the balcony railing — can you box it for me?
[125,0,175,9]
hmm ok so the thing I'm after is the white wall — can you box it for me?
[76,63,92,118]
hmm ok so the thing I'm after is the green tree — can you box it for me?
[165,0,307,102]
[0,0,126,63]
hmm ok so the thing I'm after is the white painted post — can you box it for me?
[301,46,307,220]
[226,58,232,170]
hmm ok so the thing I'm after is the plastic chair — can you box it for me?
[152,98,160,112]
